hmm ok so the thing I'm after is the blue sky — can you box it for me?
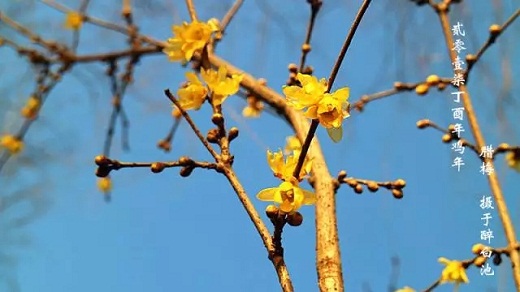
[1,0,519,291]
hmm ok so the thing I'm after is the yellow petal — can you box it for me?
[256,187,277,201]
[302,189,316,205]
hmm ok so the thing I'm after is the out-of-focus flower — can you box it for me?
[506,150,520,172]
[242,96,264,118]
[97,177,112,193]
[0,134,24,154]
[395,287,415,292]
[20,96,40,119]
[163,19,219,63]
[64,12,83,30]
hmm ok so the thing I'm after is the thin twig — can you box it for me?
[185,0,198,21]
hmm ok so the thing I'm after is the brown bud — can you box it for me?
[265,205,279,219]
[228,127,239,142]
[207,128,220,143]
[337,170,347,181]
[288,63,298,73]
[345,179,358,188]
[179,156,193,165]
[287,212,303,226]
[416,119,430,129]
[489,24,501,35]
[493,253,502,266]
[179,166,194,177]
[496,143,510,152]
[393,82,405,90]
[95,166,110,178]
[354,184,363,194]
[474,256,487,267]
[95,155,110,166]
[211,113,224,125]
[258,78,267,86]
[301,66,313,75]
[415,84,429,95]
[393,179,406,188]
[442,134,452,143]
[301,43,311,53]
[426,75,440,86]
[437,82,447,91]
[466,54,476,64]
[367,181,379,192]
[151,162,165,173]
[471,243,486,255]
[392,189,403,199]
[157,139,172,152]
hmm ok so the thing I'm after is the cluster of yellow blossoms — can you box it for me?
[283,73,350,142]
[0,134,24,154]
[21,96,40,120]
[177,66,242,110]
[256,137,315,213]
[163,19,220,63]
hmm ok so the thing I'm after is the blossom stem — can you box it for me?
[185,0,198,21]
[326,0,371,92]
[292,120,318,179]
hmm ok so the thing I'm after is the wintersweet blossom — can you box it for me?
[438,257,469,286]
[284,136,301,154]
[201,66,243,106]
[267,149,312,182]
[97,177,112,193]
[21,96,40,119]
[163,19,219,63]
[0,134,24,154]
[177,72,208,110]
[64,12,83,30]
[283,73,350,142]
[242,96,264,118]
[256,180,316,213]
[506,150,520,172]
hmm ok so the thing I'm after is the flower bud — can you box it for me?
[474,256,487,267]
[471,243,486,255]
[207,128,220,143]
[266,205,279,219]
[416,119,430,129]
[367,181,379,192]
[287,212,303,226]
[211,113,224,125]
[228,127,239,142]
[151,162,165,173]
[393,179,406,188]
[426,75,440,86]
[301,43,311,53]
[489,24,501,36]
[179,166,194,177]
[392,189,403,199]
[95,155,110,166]
[354,184,363,194]
[415,84,429,95]
[288,63,298,73]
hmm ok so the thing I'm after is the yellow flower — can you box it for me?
[201,66,243,106]
[163,19,219,63]
[395,287,415,292]
[438,257,469,286]
[283,73,327,110]
[0,134,24,154]
[64,11,83,30]
[242,96,264,118]
[256,180,316,213]
[20,96,40,119]
[506,150,520,172]
[283,73,350,142]
[267,149,312,182]
[284,136,302,154]
[97,177,112,193]
[177,72,208,110]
